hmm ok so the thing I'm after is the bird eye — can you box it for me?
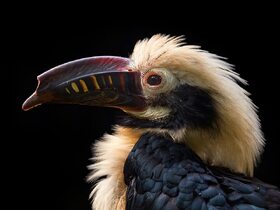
[146,74,162,86]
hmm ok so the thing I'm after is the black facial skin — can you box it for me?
[118,84,217,130]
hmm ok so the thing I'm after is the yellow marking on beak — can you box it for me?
[65,87,71,94]
[71,82,80,93]
[108,75,113,86]
[79,79,88,92]
[91,76,101,90]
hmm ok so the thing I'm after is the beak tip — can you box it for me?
[22,92,42,111]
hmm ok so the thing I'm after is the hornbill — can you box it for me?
[23,35,280,210]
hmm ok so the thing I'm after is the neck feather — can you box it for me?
[87,126,141,210]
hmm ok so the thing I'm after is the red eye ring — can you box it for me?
[146,74,162,86]
[143,71,165,89]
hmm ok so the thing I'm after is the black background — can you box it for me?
[11,7,279,210]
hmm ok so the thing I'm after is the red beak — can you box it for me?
[22,56,146,112]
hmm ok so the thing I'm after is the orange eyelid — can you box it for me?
[143,71,164,88]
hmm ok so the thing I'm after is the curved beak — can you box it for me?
[22,56,145,112]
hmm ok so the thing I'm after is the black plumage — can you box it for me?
[124,132,280,210]
[119,84,217,130]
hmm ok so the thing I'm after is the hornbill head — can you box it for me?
[23,35,264,176]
